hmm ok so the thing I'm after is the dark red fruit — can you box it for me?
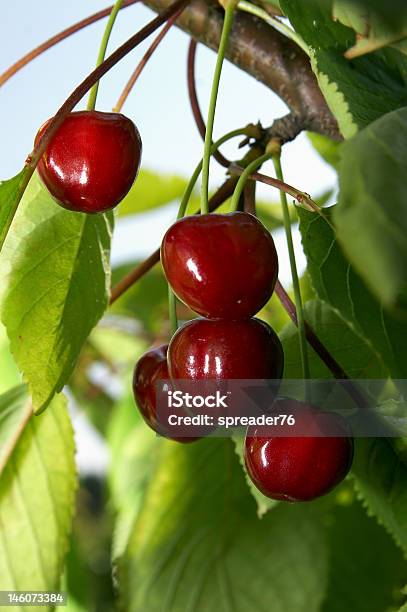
[36,110,142,213]
[161,212,278,319]
[244,399,354,502]
[168,318,284,380]
[132,345,199,443]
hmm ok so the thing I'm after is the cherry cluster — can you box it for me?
[135,212,354,502]
[35,110,353,503]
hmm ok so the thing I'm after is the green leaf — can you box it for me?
[0,168,30,253]
[281,0,407,137]
[0,385,28,473]
[334,107,407,312]
[351,438,407,556]
[118,169,188,216]
[118,439,328,612]
[0,391,76,604]
[109,424,162,561]
[0,325,21,394]
[333,0,407,58]
[280,299,387,379]
[322,492,407,611]
[0,174,113,413]
[298,206,407,377]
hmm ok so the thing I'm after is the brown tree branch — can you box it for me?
[142,0,341,139]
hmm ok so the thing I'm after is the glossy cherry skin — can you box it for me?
[161,212,278,319]
[168,318,284,380]
[132,345,199,443]
[245,399,354,502]
[36,110,142,213]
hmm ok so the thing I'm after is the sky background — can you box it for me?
[0,2,337,471]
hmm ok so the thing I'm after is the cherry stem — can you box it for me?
[1,0,189,254]
[178,127,249,219]
[87,0,125,111]
[275,281,369,409]
[109,176,238,304]
[230,152,272,212]
[113,10,180,113]
[201,1,236,213]
[273,152,310,385]
[0,0,139,88]
[167,126,249,334]
[168,286,179,336]
[187,40,230,168]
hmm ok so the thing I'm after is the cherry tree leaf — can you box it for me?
[335,107,407,312]
[281,0,407,137]
[0,389,76,604]
[280,299,388,379]
[321,493,407,611]
[118,439,328,612]
[351,438,407,556]
[0,174,113,413]
[0,168,30,253]
[298,206,407,378]
[333,0,407,58]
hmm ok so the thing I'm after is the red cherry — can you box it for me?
[36,110,142,213]
[161,212,278,319]
[244,399,354,502]
[168,318,284,380]
[132,345,199,443]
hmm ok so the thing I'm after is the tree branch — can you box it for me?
[142,0,340,139]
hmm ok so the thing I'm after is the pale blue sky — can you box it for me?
[1,1,336,278]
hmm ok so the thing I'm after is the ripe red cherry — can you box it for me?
[168,318,284,380]
[161,212,278,319]
[35,110,142,213]
[132,344,199,443]
[244,399,354,502]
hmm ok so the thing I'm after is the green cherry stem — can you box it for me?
[201,0,237,214]
[229,152,272,212]
[167,125,249,334]
[87,0,124,111]
[179,127,248,219]
[168,285,179,336]
[273,150,310,383]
